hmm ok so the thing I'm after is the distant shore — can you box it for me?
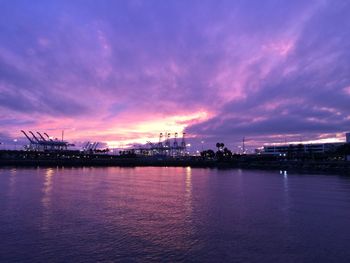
[0,150,349,175]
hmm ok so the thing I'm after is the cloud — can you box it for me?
[0,0,349,147]
[187,0,350,146]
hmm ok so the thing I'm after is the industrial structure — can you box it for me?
[21,130,74,151]
[263,133,350,155]
[83,141,99,152]
[82,141,109,154]
[126,132,188,157]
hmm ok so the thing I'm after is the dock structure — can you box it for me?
[127,132,188,157]
[21,130,74,151]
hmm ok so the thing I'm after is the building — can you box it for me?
[263,142,345,155]
[263,132,350,155]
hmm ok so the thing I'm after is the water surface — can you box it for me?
[1,167,350,262]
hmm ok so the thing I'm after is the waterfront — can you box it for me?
[1,167,350,262]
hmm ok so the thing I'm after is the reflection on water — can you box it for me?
[41,168,54,231]
[185,166,192,194]
[185,166,192,209]
[280,170,289,194]
[9,168,16,192]
[280,170,291,225]
[42,168,53,206]
[1,167,350,262]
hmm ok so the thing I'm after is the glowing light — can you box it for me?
[104,111,210,148]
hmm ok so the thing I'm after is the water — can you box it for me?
[1,167,350,262]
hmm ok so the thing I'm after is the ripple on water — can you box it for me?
[0,167,350,262]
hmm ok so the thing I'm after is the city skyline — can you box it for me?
[1,0,350,150]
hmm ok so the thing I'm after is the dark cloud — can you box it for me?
[0,0,348,145]
[187,0,350,145]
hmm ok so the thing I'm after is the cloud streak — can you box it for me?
[0,0,349,148]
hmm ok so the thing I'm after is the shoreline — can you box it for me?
[1,157,349,175]
[1,150,349,174]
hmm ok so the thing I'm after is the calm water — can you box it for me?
[1,167,350,262]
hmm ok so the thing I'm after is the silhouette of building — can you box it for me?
[263,132,350,155]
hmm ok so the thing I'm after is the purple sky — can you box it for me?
[0,0,349,150]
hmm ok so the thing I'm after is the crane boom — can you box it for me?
[29,131,41,142]
[21,130,35,143]
[44,132,53,141]
[90,142,97,150]
[87,142,93,150]
[37,132,47,141]
[93,142,99,150]
[84,141,90,149]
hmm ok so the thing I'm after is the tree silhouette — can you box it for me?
[223,147,232,158]
[201,149,215,158]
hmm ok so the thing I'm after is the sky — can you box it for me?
[0,0,350,151]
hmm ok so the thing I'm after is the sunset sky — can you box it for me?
[0,0,349,150]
